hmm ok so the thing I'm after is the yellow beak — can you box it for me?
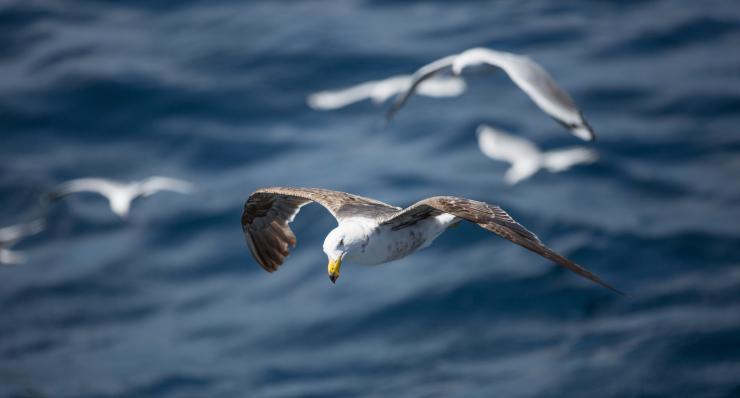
[327,257,342,284]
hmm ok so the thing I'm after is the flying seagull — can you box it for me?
[307,74,466,111]
[51,177,194,219]
[386,47,597,141]
[0,219,44,265]
[477,124,598,185]
[242,187,622,294]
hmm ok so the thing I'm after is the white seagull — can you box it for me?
[52,177,194,219]
[477,125,598,185]
[307,74,466,111]
[242,187,622,294]
[387,47,597,141]
[0,219,44,265]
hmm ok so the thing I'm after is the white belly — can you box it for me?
[349,213,458,265]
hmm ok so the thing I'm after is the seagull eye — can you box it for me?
[338,239,344,246]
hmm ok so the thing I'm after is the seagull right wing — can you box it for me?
[242,187,399,272]
[386,54,458,121]
[379,196,623,294]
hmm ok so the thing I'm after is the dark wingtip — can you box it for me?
[581,113,597,142]
[602,282,626,296]
[586,127,597,142]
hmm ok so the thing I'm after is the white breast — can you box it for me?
[350,213,458,266]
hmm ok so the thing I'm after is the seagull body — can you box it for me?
[242,187,621,294]
[387,47,596,141]
[52,177,194,219]
[307,74,466,111]
[477,125,598,185]
[0,220,44,265]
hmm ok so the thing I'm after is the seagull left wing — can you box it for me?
[379,196,622,294]
[242,187,399,272]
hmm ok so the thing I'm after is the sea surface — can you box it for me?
[2,1,740,397]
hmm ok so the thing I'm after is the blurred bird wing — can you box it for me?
[369,75,413,104]
[307,81,379,110]
[55,178,122,199]
[476,125,543,185]
[0,248,25,264]
[476,124,541,164]
[504,161,542,185]
[138,177,194,197]
[415,75,467,98]
[242,187,399,272]
[386,54,458,120]
[379,196,622,294]
[0,219,44,244]
[464,48,595,141]
[541,147,598,172]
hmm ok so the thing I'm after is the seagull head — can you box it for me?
[322,223,368,284]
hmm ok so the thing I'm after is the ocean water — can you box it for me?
[2,0,740,397]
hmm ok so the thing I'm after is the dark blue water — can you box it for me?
[2,1,740,397]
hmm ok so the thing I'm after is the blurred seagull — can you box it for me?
[242,187,622,294]
[51,177,194,220]
[387,47,597,141]
[477,125,598,185]
[0,219,44,265]
[307,74,466,110]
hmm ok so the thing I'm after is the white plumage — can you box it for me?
[477,125,598,185]
[307,74,465,110]
[387,47,597,141]
[52,176,194,219]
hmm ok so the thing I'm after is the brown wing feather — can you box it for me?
[242,187,399,272]
[380,196,623,295]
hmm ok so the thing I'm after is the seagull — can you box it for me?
[242,187,622,294]
[477,124,598,185]
[386,47,597,141]
[307,74,466,111]
[0,219,44,265]
[51,177,194,219]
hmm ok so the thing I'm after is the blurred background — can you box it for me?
[2,0,740,397]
